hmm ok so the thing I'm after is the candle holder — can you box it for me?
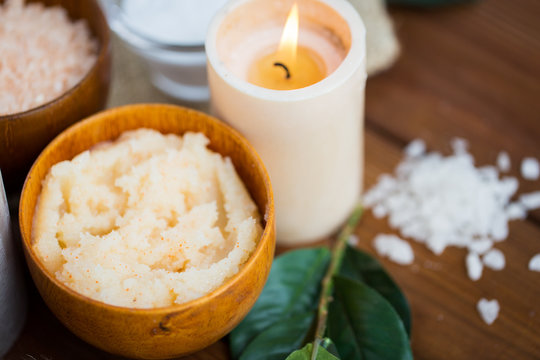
[206,0,366,245]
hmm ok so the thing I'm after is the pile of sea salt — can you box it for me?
[364,138,540,325]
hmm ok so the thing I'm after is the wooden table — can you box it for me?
[5,0,540,358]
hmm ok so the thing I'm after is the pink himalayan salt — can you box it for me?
[0,0,97,115]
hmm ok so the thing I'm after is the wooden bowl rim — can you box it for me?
[19,103,275,315]
[0,0,110,121]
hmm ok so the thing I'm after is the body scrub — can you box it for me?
[32,129,262,308]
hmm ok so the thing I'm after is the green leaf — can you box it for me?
[230,248,331,359]
[286,342,341,360]
[327,276,412,360]
[339,246,411,335]
[240,311,316,360]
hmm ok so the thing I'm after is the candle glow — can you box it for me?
[247,3,326,90]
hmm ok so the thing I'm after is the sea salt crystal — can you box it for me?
[404,139,426,158]
[498,177,519,199]
[347,234,359,247]
[506,202,527,220]
[497,151,511,172]
[482,249,505,270]
[477,298,500,325]
[529,254,540,272]
[373,234,414,265]
[466,252,483,281]
[519,191,540,210]
[468,238,493,254]
[363,175,397,207]
[372,204,388,219]
[521,157,540,180]
[450,137,468,154]
[490,218,509,242]
[401,221,428,242]
[426,235,448,256]
[478,166,498,181]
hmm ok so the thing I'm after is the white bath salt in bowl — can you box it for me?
[373,234,414,265]
[32,129,262,308]
[477,298,500,325]
[0,0,97,115]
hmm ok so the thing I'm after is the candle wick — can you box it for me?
[273,62,291,79]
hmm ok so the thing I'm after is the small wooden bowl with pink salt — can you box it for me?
[19,104,276,359]
[0,0,111,191]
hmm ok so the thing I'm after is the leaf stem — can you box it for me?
[311,203,364,360]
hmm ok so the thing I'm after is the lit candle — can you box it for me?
[206,0,366,245]
[248,4,326,90]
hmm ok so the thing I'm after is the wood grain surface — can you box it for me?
[5,0,540,358]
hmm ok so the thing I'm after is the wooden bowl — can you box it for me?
[0,0,111,192]
[18,104,275,359]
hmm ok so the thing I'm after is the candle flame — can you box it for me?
[277,3,299,65]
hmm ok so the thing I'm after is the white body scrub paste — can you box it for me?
[32,129,262,308]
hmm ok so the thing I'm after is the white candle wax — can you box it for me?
[206,0,366,245]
